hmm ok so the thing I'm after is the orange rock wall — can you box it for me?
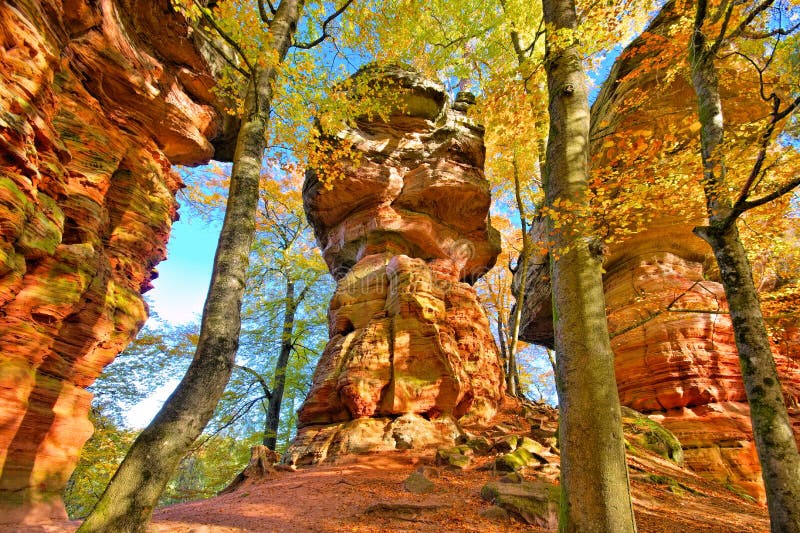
[0,0,223,523]
[288,67,504,465]
[605,249,800,501]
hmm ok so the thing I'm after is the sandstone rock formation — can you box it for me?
[515,3,800,502]
[286,65,504,465]
[0,0,227,523]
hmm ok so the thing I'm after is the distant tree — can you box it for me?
[202,173,330,450]
[63,408,136,520]
[249,180,329,449]
[161,435,254,504]
[88,315,196,427]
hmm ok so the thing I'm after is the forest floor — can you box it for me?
[144,449,770,533]
[26,402,770,533]
[17,456,773,533]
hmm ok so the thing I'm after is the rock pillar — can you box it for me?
[286,66,504,465]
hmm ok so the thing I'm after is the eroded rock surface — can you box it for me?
[286,65,504,465]
[0,0,226,522]
[515,3,800,502]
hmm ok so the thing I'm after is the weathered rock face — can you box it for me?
[286,66,504,465]
[516,2,800,502]
[605,250,799,501]
[0,0,226,523]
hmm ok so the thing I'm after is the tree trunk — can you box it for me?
[690,5,800,529]
[77,3,304,532]
[541,0,636,531]
[506,347,519,397]
[507,156,531,399]
[696,224,800,532]
[263,278,298,450]
[497,314,510,377]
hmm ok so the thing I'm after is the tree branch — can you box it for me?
[196,30,250,78]
[710,1,735,56]
[610,281,725,339]
[725,94,800,222]
[235,364,272,401]
[727,0,776,41]
[192,0,254,74]
[741,176,800,212]
[192,395,266,451]
[293,0,354,49]
[740,20,800,39]
[258,0,272,24]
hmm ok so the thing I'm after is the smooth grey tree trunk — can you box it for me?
[695,224,800,533]
[77,2,304,531]
[690,3,800,530]
[541,0,636,531]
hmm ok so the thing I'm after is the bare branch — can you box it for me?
[725,51,771,102]
[610,281,726,339]
[192,395,266,451]
[235,364,272,401]
[293,0,354,49]
[196,29,250,77]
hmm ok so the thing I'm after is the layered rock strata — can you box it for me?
[286,66,504,465]
[516,2,800,502]
[0,0,226,522]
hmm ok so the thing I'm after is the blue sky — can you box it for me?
[147,212,221,324]
[125,216,220,427]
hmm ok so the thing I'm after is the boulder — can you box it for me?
[403,471,435,494]
[480,480,559,528]
[495,448,535,473]
[435,445,472,470]
[621,407,683,465]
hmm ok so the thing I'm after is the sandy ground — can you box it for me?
[9,403,771,533]
[145,450,768,533]
[9,449,769,533]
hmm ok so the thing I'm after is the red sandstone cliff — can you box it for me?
[286,66,504,465]
[515,3,800,502]
[0,0,228,523]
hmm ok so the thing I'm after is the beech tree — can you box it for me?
[688,1,800,530]
[540,0,636,530]
[76,1,339,530]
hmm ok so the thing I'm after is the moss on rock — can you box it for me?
[621,406,684,465]
[480,480,559,527]
[495,447,534,472]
